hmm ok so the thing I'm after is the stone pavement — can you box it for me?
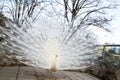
[0,66,100,80]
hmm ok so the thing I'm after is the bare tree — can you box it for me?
[0,0,119,69]
[63,0,113,24]
[2,0,49,25]
[60,0,117,45]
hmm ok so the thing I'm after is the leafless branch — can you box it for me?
[61,0,116,45]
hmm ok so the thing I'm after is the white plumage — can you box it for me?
[0,16,98,70]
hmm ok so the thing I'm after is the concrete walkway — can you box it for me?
[0,66,99,80]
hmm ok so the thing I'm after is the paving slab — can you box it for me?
[62,71,99,80]
[0,66,18,80]
[0,66,100,80]
[17,66,37,80]
[34,67,55,80]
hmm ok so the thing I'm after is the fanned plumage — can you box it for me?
[0,14,98,70]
